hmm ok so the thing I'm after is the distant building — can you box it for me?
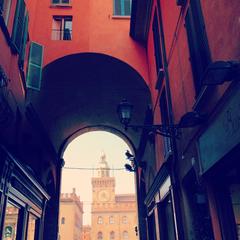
[59,188,84,240]
[81,225,91,240]
[91,153,138,240]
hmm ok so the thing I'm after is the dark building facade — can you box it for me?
[130,0,240,240]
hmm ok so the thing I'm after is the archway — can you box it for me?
[26,52,152,240]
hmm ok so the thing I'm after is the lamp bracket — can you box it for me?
[125,124,179,138]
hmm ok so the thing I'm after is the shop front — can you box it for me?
[198,82,240,240]
[0,146,50,240]
[144,163,176,240]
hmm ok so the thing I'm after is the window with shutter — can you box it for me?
[11,0,25,53]
[26,42,43,90]
[113,0,131,16]
[18,13,28,69]
[185,0,211,95]
[152,10,164,84]
[159,89,172,156]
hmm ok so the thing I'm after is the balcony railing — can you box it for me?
[51,29,72,40]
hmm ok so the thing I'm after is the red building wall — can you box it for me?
[30,0,149,83]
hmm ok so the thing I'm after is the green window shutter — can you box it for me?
[11,0,25,53]
[27,42,44,90]
[18,13,29,69]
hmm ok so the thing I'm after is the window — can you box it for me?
[113,0,131,16]
[97,216,103,224]
[61,217,65,224]
[109,216,114,224]
[123,231,128,239]
[52,16,72,40]
[18,13,29,69]
[152,10,164,83]
[110,231,115,239]
[27,214,38,240]
[3,201,21,240]
[159,89,172,156]
[51,0,71,5]
[26,41,44,90]
[122,216,127,224]
[158,194,176,240]
[97,232,103,240]
[185,0,211,95]
[11,0,26,53]
[0,0,12,25]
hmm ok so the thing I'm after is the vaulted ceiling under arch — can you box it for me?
[27,52,152,154]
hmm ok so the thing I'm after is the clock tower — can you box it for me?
[91,153,115,203]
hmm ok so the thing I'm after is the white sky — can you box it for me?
[61,131,136,225]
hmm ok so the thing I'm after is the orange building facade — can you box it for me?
[91,154,138,240]
[81,225,91,240]
[59,188,84,240]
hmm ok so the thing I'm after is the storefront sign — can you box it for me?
[199,85,240,173]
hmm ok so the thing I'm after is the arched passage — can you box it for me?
[26,52,152,240]
[28,52,152,155]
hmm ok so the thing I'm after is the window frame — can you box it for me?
[51,0,71,6]
[185,0,211,96]
[2,199,25,240]
[159,88,172,157]
[110,231,115,239]
[122,231,129,239]
[113,0,131,16]
[152,9,164,84]
[97,216,103,224]
[97,231,103,240]
[51,15,72,40]
[122,216,128,224]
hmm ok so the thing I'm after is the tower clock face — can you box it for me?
[98,190,110,202]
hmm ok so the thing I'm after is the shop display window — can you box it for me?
[2,202,21,240]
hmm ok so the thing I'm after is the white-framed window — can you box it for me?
[109,216,114,224]
[52,16,72,40]
[61,217,65,224]
[122,216,127,224]
[123,231,128,239]
[97,216,103,224]
[113,0,131,16]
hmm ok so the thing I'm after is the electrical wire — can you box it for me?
[63,166,125,170]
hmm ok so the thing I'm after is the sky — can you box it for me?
[61,131,136,225]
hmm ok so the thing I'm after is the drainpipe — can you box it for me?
[157,4,185,240]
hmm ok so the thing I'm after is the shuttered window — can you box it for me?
[26,42,43,90]
[153,11,163,76]
[11,0,25,53]
[18,13,28,69]
[185,0,211,95]
[114,0,131,16]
